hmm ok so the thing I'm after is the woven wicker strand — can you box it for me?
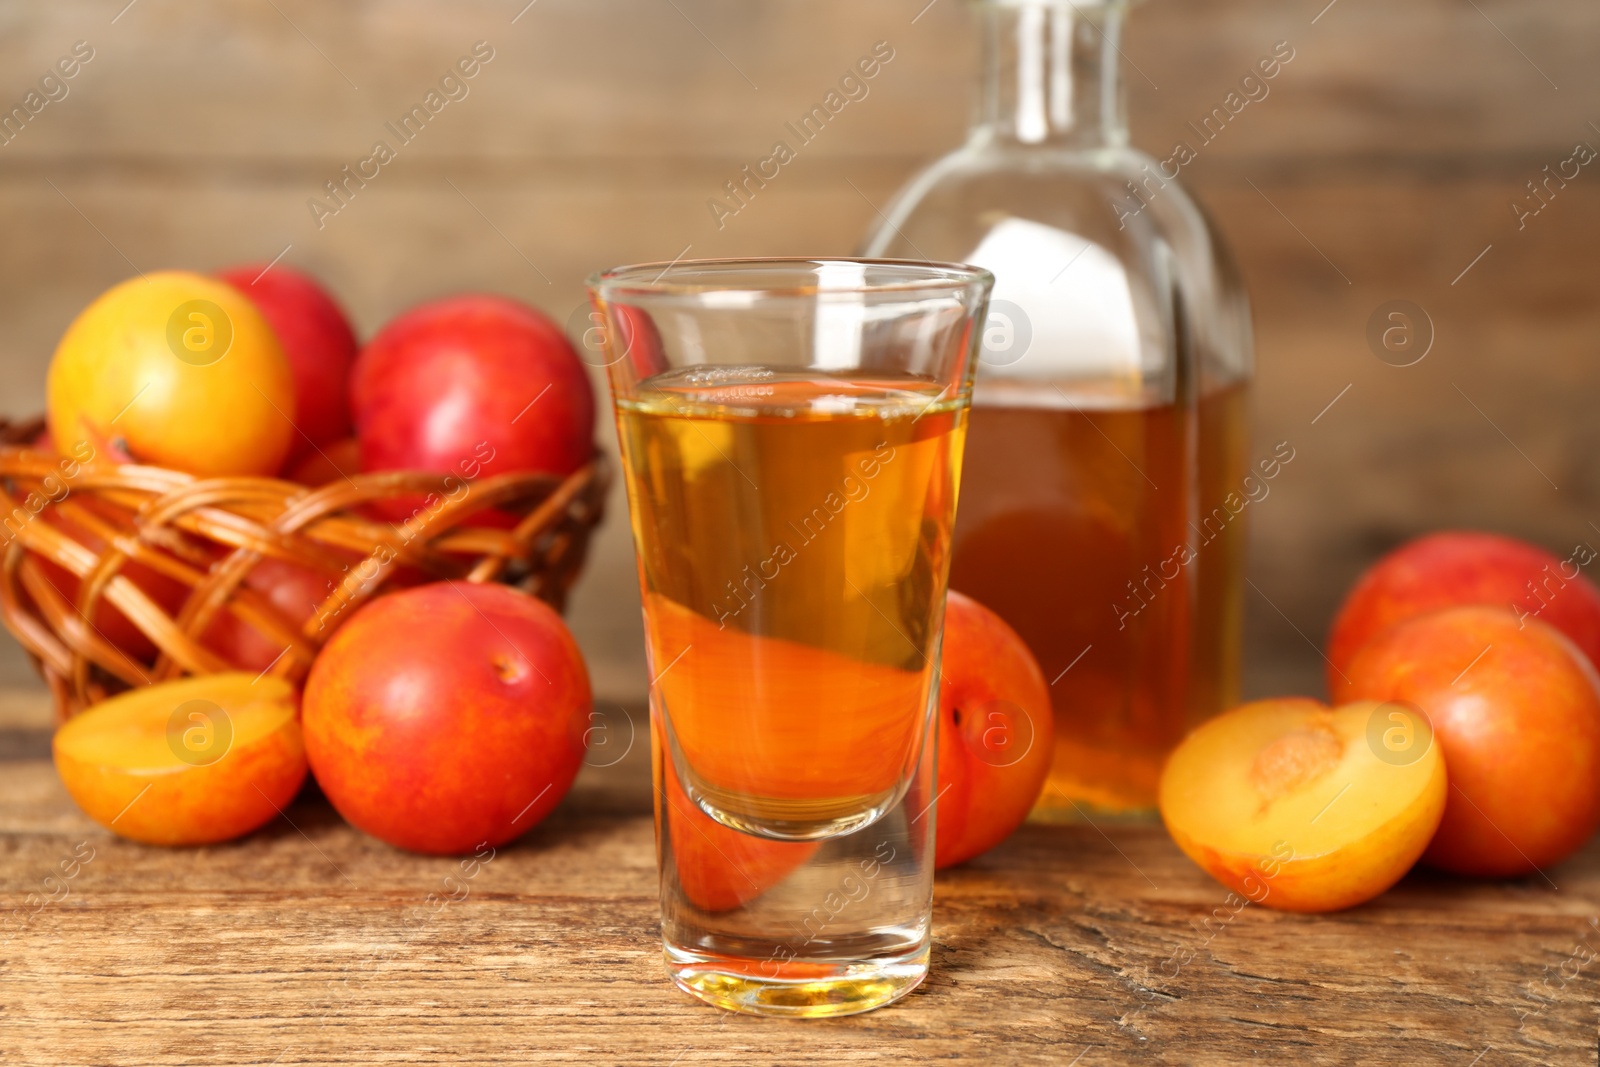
[0,419,608,722]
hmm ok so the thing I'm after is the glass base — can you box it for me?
[664,942,929,1019]
[1028,795,1159,824]
[1028,737,1168,820]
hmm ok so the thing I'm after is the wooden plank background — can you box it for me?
[0,0,1595,705]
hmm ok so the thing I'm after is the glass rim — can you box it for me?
[587,257,994,300]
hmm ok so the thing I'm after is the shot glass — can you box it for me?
[588,258,992,1018]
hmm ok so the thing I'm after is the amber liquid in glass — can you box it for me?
[949,382,1248,815]
[615,369,967,838]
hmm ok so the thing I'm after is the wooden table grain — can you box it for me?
[2,699,1598,1067]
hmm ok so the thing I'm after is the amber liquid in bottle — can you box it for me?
[949,382,1248,815]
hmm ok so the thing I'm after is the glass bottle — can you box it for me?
[862,0,1252,816]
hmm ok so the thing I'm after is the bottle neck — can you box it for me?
[972,0,1128,150]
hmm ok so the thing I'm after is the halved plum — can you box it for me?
[1159,698,1446,912]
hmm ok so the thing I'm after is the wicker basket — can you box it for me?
[0,418,608,722]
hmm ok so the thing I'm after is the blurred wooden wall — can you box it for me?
[0,0,1595,701]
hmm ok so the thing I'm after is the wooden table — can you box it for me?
[3,700,1597,1066]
